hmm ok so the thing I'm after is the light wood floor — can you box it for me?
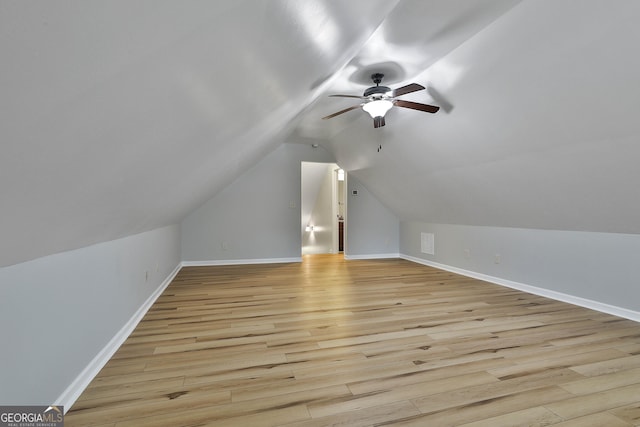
[66,255,640,426]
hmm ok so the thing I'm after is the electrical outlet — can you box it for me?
[145,270,149,282]
[494,254,501,264]
[464,248,471,258]
[221,241,229,251]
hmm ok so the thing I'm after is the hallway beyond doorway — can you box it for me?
[301,162,345,255]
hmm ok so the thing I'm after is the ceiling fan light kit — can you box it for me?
[362,99,393,119]
[322,73,439,128]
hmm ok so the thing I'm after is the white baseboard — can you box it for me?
[401,254,640,323]
[344,253,400,260]
[56,263,182,413]
[181,257,302,266]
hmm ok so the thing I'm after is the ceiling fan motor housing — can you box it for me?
[363,85,391,97]
[364,73,391,98]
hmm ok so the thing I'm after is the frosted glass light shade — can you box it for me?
[362,99,393,118]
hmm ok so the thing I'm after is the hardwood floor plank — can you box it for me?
[66,388,230,426]
[395,386,574,427]
[545,383,640,419]
[306,371,498,418]
[204,405,311,427]
[281,400,421,427]
[183,369,295,389]
[487,348,629,379]
[153,331,310,355]
[347,357,509,396]
[316,328,430,349]
[569,354,640,377]
[65,255,640,426]
[560,366,640,395]
[609,402,640,425]
[73,381,188,408]
[411,368,583,415]
[457,406,563,427]
[549,412,632,427]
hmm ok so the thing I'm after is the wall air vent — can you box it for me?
[421,232,435,255]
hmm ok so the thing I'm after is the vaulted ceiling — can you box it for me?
[2,0,639,267]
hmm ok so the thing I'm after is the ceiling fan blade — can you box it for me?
[322,104,362,120]
[391,83,425,97]
[329,94,367,99]
[394,100,440,113]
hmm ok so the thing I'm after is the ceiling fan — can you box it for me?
[322,73,439,128]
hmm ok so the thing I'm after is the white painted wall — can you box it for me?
[400,221,640,317]
[0,224,181,407]
[302,164,335,255]
[182,143,400,262]
[346,175,400,258]
[181,143,335,262]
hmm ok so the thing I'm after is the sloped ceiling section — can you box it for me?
[4,1,639,268]
[0,0,395,267]
[293,0,640,235]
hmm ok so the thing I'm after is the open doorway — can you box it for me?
[301,162,346,255]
